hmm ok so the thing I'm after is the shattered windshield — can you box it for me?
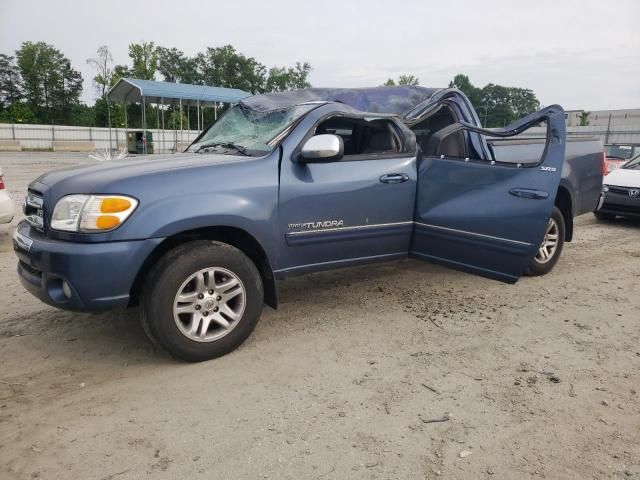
[189,103,318,156]
[605,144,635,160]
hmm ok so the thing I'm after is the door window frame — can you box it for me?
[293,112,417,163]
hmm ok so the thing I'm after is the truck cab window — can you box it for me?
[411,108,468,158]
[314,117,402,159]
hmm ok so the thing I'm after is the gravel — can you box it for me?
[1,152,639,479]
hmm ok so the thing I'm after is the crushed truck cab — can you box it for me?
[13,86,603,361]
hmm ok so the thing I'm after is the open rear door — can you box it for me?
[410,105,565,283]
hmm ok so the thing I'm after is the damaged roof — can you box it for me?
[240,86,443,115]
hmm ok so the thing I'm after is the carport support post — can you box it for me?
[197,101,201,132]
[187,104,190,144]
[161,97,165,154]
[142,96,147,155]
[179,99,183,147]
[214,102,217,121]
[107,100,113,151]
[123,102,128,152]
[156,102,160,155]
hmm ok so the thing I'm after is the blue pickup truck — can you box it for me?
[13,87,603,361]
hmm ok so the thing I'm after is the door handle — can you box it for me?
[380,173,409,184]
[509,188,549,200]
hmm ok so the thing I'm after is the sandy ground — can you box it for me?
[0,152,638,480]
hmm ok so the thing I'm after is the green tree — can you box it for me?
[157,47,198,84]
[448,74,481,106]
[578,111,590,126]
[398,74,419,86]
[265,62,311,92]
[383,74,419,86]
[86,45,114,98]
[16,41,83,124]
[449,74,540,127]
[55,58,83,123]
[0,54,23,110]
[110,64,132,87]
[128,42,158,80]
[195,45,266,93]
[93,97,125,128]
[0,102,36,124]
[168,109,188,130]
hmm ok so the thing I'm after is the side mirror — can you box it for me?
[299,134,344,163]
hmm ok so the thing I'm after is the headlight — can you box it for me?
[602,184,609,193]
[51,195,138,232]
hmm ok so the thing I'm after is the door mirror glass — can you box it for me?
[299,134,344,163]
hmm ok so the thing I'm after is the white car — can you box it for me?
[0,167,16,224]
[595,154,640,220]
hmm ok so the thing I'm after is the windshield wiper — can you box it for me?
[195,142,250,156]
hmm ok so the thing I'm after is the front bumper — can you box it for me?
[13,221,164,311]
[0,191,15,224]
[596,188,640,218]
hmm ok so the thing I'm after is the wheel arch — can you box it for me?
[555,185,573,242]
[129,226,278,309]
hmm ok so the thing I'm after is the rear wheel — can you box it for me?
[594,211,616,221]
[141,240,263,362]
[526,206,565,276]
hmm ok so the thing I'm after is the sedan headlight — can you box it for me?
[51,195,138,232]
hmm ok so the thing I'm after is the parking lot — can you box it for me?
[0,152,639,479]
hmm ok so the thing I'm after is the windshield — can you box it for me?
[605,144,635,160]
[189,103,318,155]
[623,154,640,169]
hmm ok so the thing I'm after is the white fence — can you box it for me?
[513,125,640,145]
[0,123,202,153]
[1,122,640,153]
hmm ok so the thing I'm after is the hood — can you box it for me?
[605,166,640,188]
[33,152,252,190]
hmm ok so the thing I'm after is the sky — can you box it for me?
[1,0,639,111]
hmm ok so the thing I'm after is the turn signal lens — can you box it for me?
[100,197,132,213]
[80,195,138,232]
[95,215,121,229]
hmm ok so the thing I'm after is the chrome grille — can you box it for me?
[24,191,44,230]
[609,186,640,197]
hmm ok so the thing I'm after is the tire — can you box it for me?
[526,206,565,276]
[141,240,263,362]
[594,211,616,221]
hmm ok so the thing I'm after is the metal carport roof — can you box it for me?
[107,78,251,106]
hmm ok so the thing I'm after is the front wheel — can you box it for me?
[141,240,264,362]
[526,206,565,276]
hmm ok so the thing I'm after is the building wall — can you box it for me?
[565,108,640,127]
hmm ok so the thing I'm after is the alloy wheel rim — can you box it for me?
[535,218,559,264]
[173,267,246,342]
